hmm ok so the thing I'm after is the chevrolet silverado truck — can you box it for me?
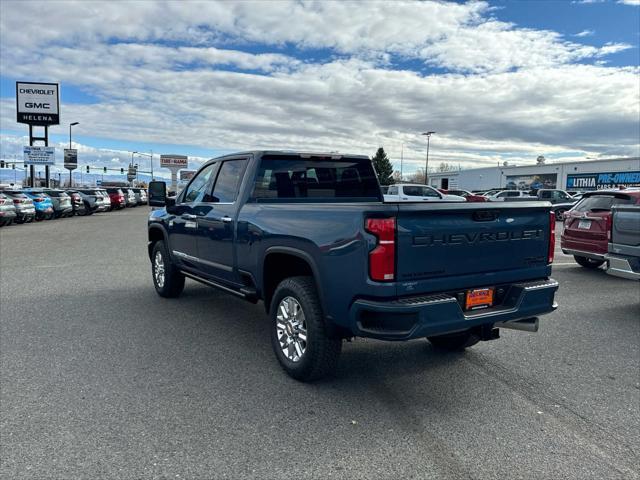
[147,151,558,381]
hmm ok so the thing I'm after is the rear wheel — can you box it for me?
[270,276,341,382]
[427,330,480,351]
[151,241,185,298]
[574,255,605,269]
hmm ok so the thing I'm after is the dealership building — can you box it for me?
[426,157,640,192]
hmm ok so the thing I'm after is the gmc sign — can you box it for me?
[16,81,60,126]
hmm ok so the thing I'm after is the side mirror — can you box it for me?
[148,181,168,207]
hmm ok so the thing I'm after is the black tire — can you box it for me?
[270,276,341,382]
[574,255,605,269]
[151,241,185,298]
[427,330,480,351]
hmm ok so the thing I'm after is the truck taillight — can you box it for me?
[365,217,396,281]
[548,211,555,264]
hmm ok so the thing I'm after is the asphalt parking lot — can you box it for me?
[1,207,639,480]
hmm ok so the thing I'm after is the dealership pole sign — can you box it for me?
[16,82,60,126]
[64,148,77,170]
[24,146,55,165]
[161,155,189,191]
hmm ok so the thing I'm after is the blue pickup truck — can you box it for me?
[147,151,558,381]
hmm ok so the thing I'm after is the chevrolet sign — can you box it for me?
[16,82,60,126]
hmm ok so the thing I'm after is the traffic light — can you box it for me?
[103,167,107,173]
[120,167,124,174]
[86,166,90,173]
[0,160,5,168]
[12,163,15,169]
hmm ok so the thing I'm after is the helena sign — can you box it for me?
[16,82,60,126]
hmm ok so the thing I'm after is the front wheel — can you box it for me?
[151,241,185,297]
[270,276,341,382]
[574,255,605,269]
[427,330,480,351]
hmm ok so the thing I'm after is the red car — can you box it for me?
[439,189,488,202]
[561,190,640,268]
[105,188,127,209]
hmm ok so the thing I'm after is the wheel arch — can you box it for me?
[148,224,169,260]
[262,246,326,315]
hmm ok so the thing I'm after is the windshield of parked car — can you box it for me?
[252,156,381,201]
[573,194,634,212]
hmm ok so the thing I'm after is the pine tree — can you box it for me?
[371,147,394,185]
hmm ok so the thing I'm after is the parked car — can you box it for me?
[438,189,488,202]
[384,184,466,202]
[97,189,112,211]
[105,188,126,210]
[147,151,558,381]
[22,191,55,220]
[123,188,137,207]
[67,191,87,215]
[132,188,148,205]
[41,189,73,218]
[0,193,17,226]
[2,191,36,223]
[79,189,110,212]
[486,190,536,201]
[605,205,640,280]
[561,190,640,268]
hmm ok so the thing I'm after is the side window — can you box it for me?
[388,186,398,195]
[183,164,217,203]
[540,191,551,199]
[423,187,440,198]
[211,160,248,203]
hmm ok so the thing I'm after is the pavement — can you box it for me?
[1,207,639,480]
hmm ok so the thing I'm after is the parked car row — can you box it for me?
[0,187,147,227]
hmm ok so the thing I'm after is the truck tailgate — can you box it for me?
[395,202,552,294]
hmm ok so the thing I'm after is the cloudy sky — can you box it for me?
[0,0,639,177]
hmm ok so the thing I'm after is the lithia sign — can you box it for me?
[16,81,60,126]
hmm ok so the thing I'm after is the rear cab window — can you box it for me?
[574,194,635,212]
[252,155,381,202]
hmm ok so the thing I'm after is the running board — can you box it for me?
[180,270,258,302]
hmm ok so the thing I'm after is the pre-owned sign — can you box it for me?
[16,82,60,126]
[64,149,78,170]
[566,171,640,190]
[24,146,55,165]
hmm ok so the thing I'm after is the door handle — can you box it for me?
[221,216,232,223]
[182,214,197,220]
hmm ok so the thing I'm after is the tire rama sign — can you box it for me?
[16,82,60,126]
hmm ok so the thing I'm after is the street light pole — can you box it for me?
[69,122,79,187]
[400,143,404,181]
[421,131,435,185]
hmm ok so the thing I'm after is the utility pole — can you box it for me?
[421,131,435,185]
[69,122,79,187]
[400,143,404,181]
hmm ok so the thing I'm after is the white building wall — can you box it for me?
[427,157,640,192]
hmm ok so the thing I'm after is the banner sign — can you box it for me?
[24,146,55,165]
[179,170,196,181]
[505,173,557,190]
[16,82,60,125]
[64,148,77,170]
[566,171,640,190]
[160,154,188,168]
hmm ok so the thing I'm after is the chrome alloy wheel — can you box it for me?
[154,250,165,288]
[276,296,308,362]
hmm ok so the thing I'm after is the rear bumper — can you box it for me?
[561,247,606,261]
[605,254,640,281]
[349,278,559,340]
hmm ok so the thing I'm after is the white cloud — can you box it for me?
[574,30,595,37]
[618,0,640,5]
[0,0,638,172]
